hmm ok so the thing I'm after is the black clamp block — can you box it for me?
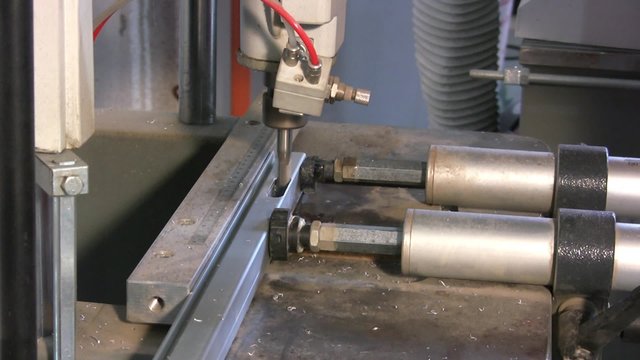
[554,145,608,214]
[553,208,616,308]
[269,208,291,261]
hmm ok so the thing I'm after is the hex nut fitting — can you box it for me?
[62,175,84,196]
[309,221,321,252]
[504,66,530,85]
[352,88,371,105]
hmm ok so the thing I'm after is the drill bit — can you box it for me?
[276,128,292,189]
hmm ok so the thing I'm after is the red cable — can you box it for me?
[93,13,114,42]
[260,0,320,66]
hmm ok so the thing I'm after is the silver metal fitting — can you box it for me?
[309,221,321,252]
[291,216,306,253]
[504,66,530,85]
[62,176,84,196]
[282,44,300,67]
[35,151,89,197]
[303,61,322,85]
[326,76,371,106]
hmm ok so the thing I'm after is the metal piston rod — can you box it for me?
[301,145,640,220]
[272,209,640,292]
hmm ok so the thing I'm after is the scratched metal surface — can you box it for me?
[228,122,552,359]
[228,254,551,359]
[75,117,552,358]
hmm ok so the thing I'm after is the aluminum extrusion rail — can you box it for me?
[154,154,306,359]
[127,113,276,325]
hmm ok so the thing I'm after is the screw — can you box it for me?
[148,297,165,312]
[62,176,84,195]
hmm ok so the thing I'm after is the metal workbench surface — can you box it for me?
[74,109,552,359]
[228,122,552,359]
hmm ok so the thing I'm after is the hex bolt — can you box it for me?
[338,157,425,187]
[317,223,401,256]
[62,175,84,196]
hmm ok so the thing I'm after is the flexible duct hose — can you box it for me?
[413,0,500,131]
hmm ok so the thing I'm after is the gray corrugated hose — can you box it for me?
[413,0,500,131]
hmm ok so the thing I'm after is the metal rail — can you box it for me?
[127,116,276,324]
[470,67,640,90]
[154,154,306,359]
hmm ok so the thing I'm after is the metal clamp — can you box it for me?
[35,151,89,197]
[268,208,291,261]
[553,208,616,306]
[554,145,608,214]
[554,208,616,360]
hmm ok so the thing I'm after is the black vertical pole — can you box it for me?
[0,0,37,359]
[178,0,218,125]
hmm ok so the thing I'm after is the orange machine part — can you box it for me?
[231,0,252,116]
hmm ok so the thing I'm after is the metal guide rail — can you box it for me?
[127,118,276,324]
[154,153,306,359]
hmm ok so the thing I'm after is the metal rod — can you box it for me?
[308,221,401,256]
[277,129,292,189]
[55,197,77,359]
[469,69,504,81]
[470,68,640,90]
[178,0,217,124]
[0,0,38,357]
[334,157,425,187]
[531,73,640,90]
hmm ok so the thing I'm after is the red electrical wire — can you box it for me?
[260,0,320,66]
[93,13,114,41]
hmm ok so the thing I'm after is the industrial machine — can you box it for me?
[2,0,640,359]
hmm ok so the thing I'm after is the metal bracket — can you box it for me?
[554,145,608,214]
[553,209,616,307]
[35,151,89,197]
[553,208,616,360]
[34,150,88,360]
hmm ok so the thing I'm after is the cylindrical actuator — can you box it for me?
[401,209,640,291]
[607,157,640,221]
[426,145,640,219]
[426,145,556,213]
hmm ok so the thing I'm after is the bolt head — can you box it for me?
[62,176,84,195]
